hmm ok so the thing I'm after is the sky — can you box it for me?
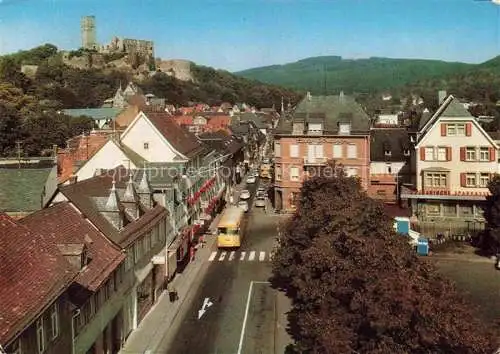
[1,0,500,71]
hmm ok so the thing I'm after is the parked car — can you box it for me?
[246,175,256,184]
[240,189,251,200]
[255,196,266,207]
[238,200,249,212]
[257,186,266,194]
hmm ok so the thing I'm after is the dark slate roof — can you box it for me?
[418,111,433,130]
[0,214,78,345]
[0,164,55,213]
[144,112,205,158]
[440,99,472,118]
[20,202,125,291]
[238,112,269,129]
[59,167,168,247]
[370,128,411,162]
[198,131,244,155]
[276,94,370,135]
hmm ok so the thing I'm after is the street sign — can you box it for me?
[198,297,213,319]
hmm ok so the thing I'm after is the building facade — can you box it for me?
[402,95,499,235]
[273,93,371,211]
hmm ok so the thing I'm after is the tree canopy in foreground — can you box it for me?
[271,171,499,353]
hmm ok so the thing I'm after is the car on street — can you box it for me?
[257,186,266,194]
[238,200,249,212]
[246,175,256,184]
[255,196,266,207]
[262,158,270,164]
[239,189,251,200]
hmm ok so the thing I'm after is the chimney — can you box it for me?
[438,90,447,104]
[121,174,140,219]
[137,169,153,209]
[306,92,312,101]
[339,91,345,102]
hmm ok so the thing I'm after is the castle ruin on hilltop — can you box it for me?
[80,15,154,60]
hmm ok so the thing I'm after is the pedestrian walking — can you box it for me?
[167,283,178,302]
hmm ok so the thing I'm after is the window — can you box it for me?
[143,142,149,150]
[466,147,476,161]
[274,143,281,157]
[447,123,466,136]
[308,123,322,134]
[338,123,351,135]
[480,173,491,187]
[480,147,490,161]
[333,144,342,158]
[133,244,139,263]
[275,166,281,181]
[146,233,152,251]
[50,303,59,340]
[437,147,447,161]
[443,204,457,216]
[424,147,434,161]
[426,203,441,216]
[459,204,473,216]
[346,168,358,177]
[347,144,357,159]
[385,163,392,174]
[403,149,410,156]
[424,172,447,187]
[36,318,45,353]
[384,150,391,157]
[104,280,110,300]
[466,173,477,187]
[289,144,299,158]
[290,167,299,181]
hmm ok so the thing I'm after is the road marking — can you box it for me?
[208,251,217,262]
[198,297,214,319]
[240,251,246,260]
[218,251,227,261]
[237,281,271,354]
[249,251,256,261]
[259,251,266,261]
[229,251,235,261]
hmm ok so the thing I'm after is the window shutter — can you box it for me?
[465,123,472,136]
[460,173,466,187]
[460,147,465,161]
[446,147,452,161]
[490,147,496,162]
[420,148,425,161]
[440,124,447,136]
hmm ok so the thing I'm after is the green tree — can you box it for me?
[483,175,500,253]
[0,102,24,156]
[272,170,499,353]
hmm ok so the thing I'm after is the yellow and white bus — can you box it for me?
[217,206,246,248]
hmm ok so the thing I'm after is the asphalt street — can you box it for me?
[157,177,285,354]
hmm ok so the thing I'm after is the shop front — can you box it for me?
[136,271,154,324]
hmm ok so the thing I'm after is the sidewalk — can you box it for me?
[120,215,222,354]
[119,180,248,354]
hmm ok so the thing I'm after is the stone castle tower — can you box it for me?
[81,16,97,50]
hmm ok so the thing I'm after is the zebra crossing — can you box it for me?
[208,250,273,262]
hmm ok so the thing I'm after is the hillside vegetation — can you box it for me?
[236,56,474,95]
[0,44,302,157]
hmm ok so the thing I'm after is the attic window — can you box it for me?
[338,123,351,135]
[308,123,323,134]
[143,142,149,150]
[384,150,392,157]
[404,149,410,156]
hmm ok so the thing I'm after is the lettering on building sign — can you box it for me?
[296,138,351,144]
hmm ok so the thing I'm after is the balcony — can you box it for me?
[303,157,328,165]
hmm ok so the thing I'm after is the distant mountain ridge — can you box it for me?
[235,56,487,94]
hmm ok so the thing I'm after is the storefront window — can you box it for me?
[137,273,153,323]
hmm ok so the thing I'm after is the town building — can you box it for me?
[0,213,79,354]
[368,127,412,203]
[20,203,126,354]
[401,93,499,236]
[273,92,371,211]
[54,168,171,338]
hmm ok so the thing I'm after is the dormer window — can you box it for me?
[384,150,392,157]
[338,123,351,135]
[308,123,323,135]
[404,149,410,156]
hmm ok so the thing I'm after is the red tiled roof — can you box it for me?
[0,214,78,345]
[207,115,231,130]
[144,111,204,158]
[20,203,125,291]
[172,115,194,126]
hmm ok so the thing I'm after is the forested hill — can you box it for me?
[0,43,302,157]
[235,56,475,94]
[0,43,302,110]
